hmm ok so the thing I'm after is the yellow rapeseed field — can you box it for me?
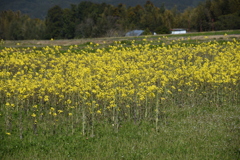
[0,39,240,136]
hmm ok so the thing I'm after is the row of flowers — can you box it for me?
[1,38,240,136]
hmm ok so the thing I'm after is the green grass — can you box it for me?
[1,104,239,159]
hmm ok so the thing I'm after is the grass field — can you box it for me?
[1,105,239,159]
[0,30,240,159]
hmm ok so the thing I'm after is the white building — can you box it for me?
[171,29,187,34]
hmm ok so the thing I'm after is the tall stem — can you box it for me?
[155,90,159,132]
[19,102,23,139]
[114,104,119,133]
[145,95,148,119]
[91,98,95,137]
[82,98,86,136]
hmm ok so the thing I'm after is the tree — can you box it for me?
[229,0,240,13]
[114,4,128,31]
[62,8,75,39]
[162,10,174,29]
[127,5,144,29]
[0,10,45,40]
[140,1,163,32]
[215,13,240,30]
[45,5,63,39]
[159,3,166,14]
[0,10,21,39]
[9,19,23,40]
[193,2,212,31]
[76,1,97,23]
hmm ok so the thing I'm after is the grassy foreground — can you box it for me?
[1,104,239,159]
[1,31,240,159]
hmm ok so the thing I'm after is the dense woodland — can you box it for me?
[0,0,240,40]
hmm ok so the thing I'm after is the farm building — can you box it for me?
[171,28,187,34]
[125,30,157,37]
[125,30,144,36]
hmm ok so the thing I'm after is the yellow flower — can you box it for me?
[66,99,71,104]
[68,113,73,116]
[171,86,176,89]
[6,132,11,135]
[6,92,11,97]
[44,95,49,102]
[58,110,63,113]
[31,113,36,117]
[32,105,38,108]
[97,110,102,114]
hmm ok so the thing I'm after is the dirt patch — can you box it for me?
[188,34,240,40]
[1,34,240,48]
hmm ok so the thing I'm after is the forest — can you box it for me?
[0,0,240,40]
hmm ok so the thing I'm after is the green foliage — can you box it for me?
[1,0,240,39]
[215,13,240,30]
[155,25,170,34]
[0,39,4,45]
[0,10,46,40]
[142,28,152,35]
[61,8,76,39]
[192,0,240,32]
[120,40,132,45]
[1,105,239,159]
[45,5,64,39]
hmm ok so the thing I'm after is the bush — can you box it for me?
[215,13,240,30]
[142,28,152,35]
[155,26,171,34]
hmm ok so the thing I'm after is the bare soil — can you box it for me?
[2,34,240,48]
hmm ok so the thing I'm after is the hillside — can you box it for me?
[0,0,203,19]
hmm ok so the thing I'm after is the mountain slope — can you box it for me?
[0,0,203,19]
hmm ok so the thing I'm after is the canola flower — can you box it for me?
[6,132,11,135]
[0,38,240,136]
[31,113,36,118]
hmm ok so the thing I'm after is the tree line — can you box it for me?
[0,0,239,40]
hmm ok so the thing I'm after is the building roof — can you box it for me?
[171,28,186,31]
[125,30,144,36]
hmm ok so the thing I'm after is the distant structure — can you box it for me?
[171,28,187,34]
[125,30,144,36]
[125,30,157,37]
